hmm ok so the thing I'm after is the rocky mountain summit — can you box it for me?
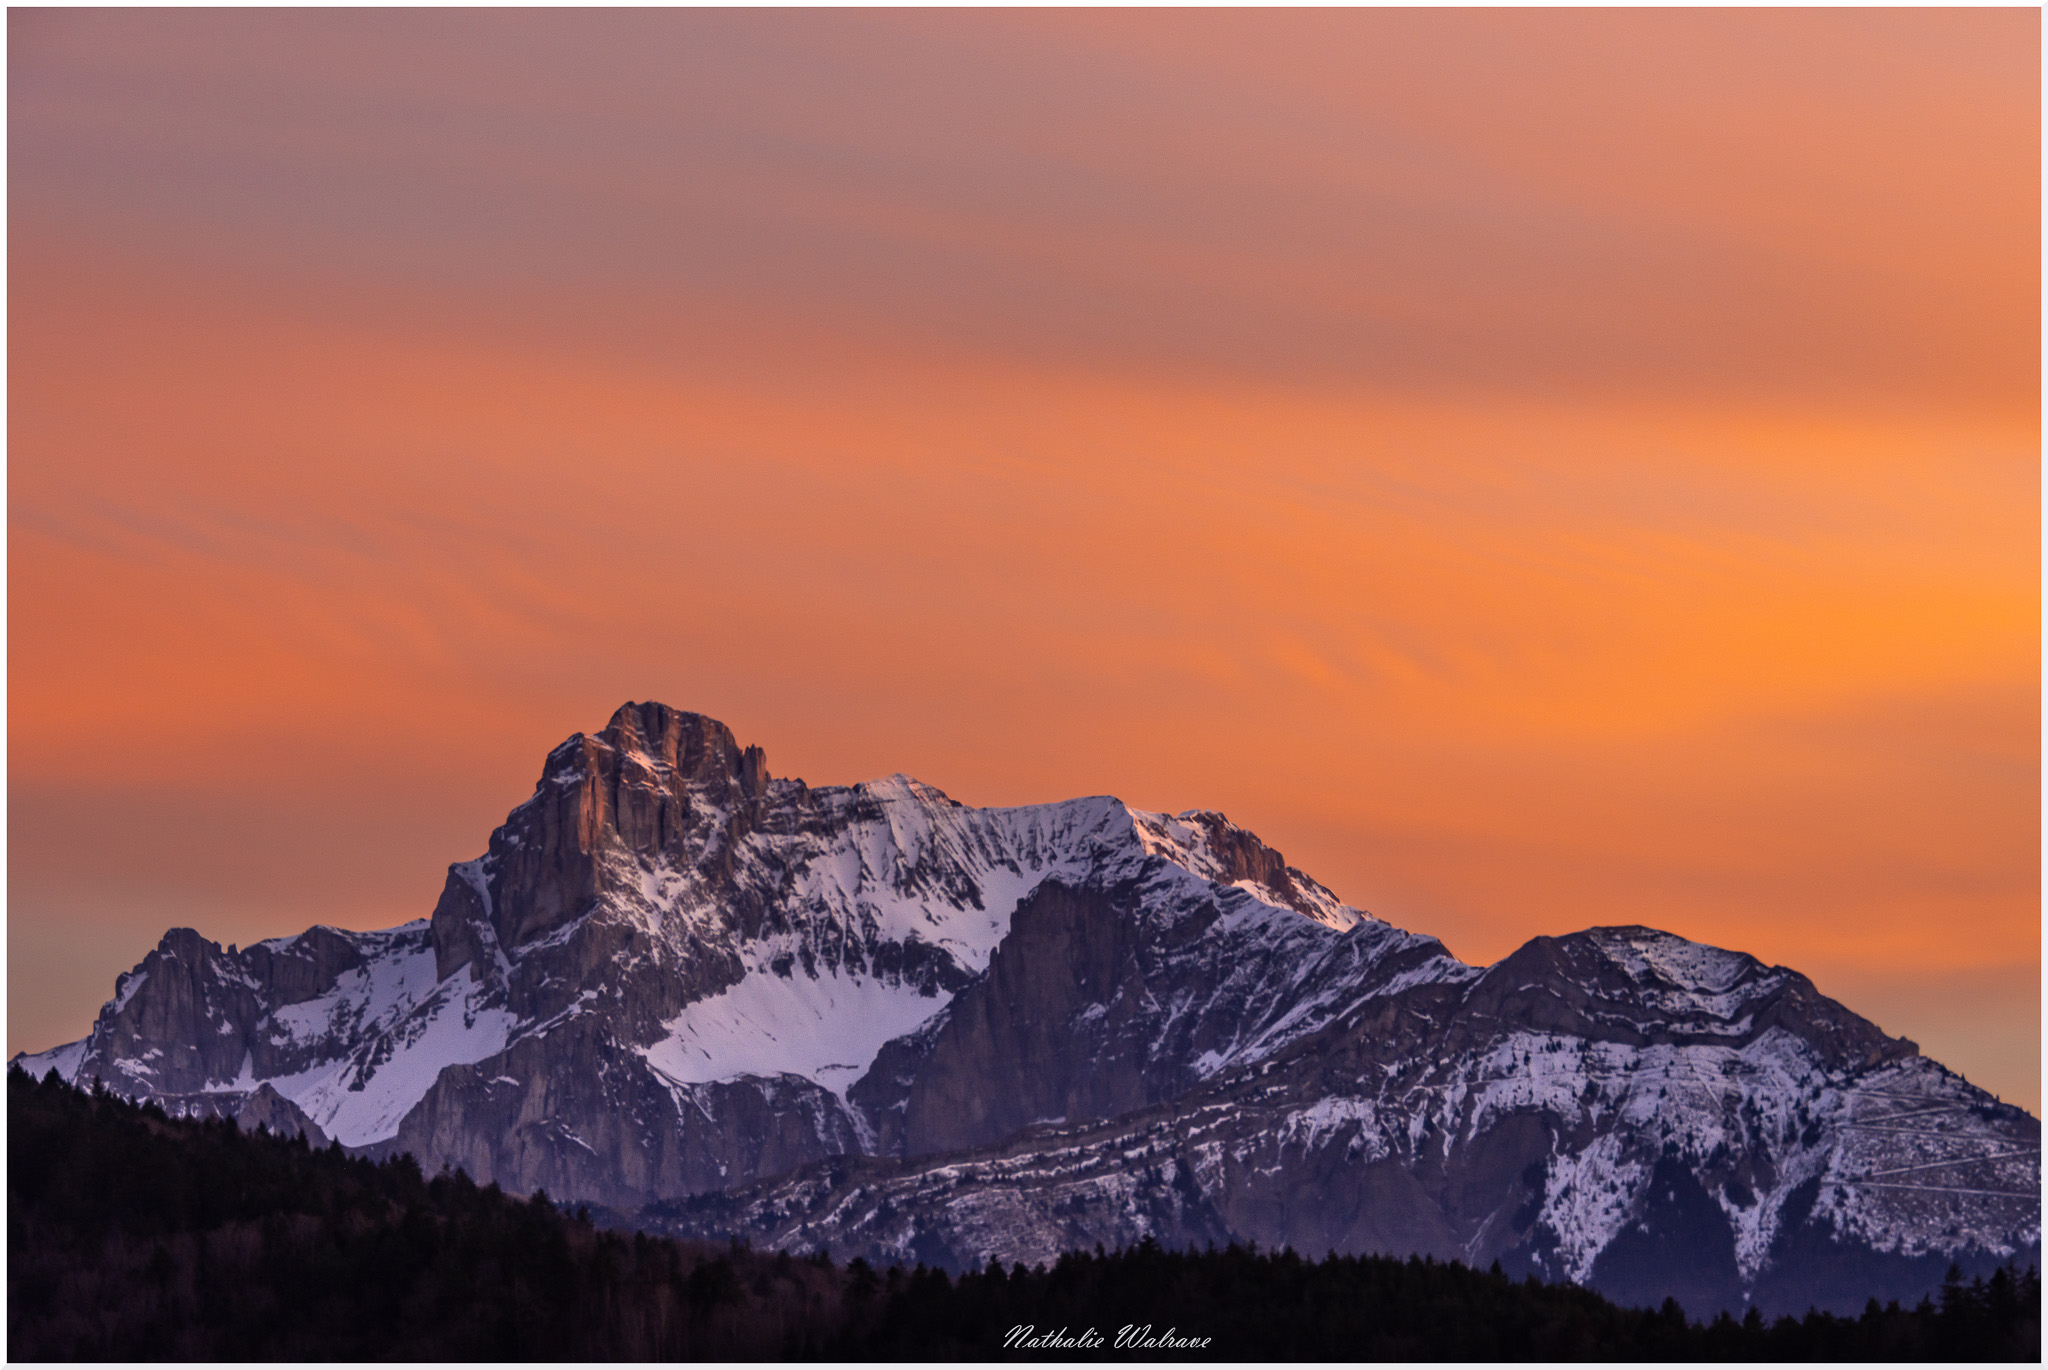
[17,702,2039,1315]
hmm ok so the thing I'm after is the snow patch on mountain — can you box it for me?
[808,786,1132,972]
[1801,1058,2042,1263]
[264,939,442,1050]
[15,1037,89,1083]
[111,970,152,1014]
[264,967,517,1146]
[1280,1096,1384,1154]
[1588,926,1781,1021]
[1543,1131,1649,1284]
[1131,807,1363,932]
[639,965,947,1102]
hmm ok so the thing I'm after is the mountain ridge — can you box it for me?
[15,701,2038,1314]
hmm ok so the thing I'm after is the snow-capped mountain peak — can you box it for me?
[14,702,2035,1316]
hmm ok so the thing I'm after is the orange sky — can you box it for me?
[9,9,2040,1111]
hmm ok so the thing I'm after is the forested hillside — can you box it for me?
[8,1067,2036,1360]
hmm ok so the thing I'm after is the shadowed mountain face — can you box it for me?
[17,703,2039,1316]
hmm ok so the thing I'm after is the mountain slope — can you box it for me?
[650,921,2038,1315]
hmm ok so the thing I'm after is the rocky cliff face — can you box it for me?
[15,703,2039,1316]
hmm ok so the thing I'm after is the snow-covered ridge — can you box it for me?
[17,1038,87,1083]
[14,924,514,1148]
[621,778,1391,1103]
[19,701,2026,1312]
[1582,926,1786,1022]
[11,714,1394,1162]
[1128,807,1363,932]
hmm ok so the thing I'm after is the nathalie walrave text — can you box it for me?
[1004,1325,1212,1351]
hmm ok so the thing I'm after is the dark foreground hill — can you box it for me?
[8,1068,2038,1361]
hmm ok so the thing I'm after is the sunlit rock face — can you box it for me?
[18,703,2038,1316]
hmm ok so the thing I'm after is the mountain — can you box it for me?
[15,702,2039,1315]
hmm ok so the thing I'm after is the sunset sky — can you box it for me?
[8,10,2039,1110]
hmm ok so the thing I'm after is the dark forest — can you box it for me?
[8,1067,2037,1361]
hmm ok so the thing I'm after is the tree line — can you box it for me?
[8,1066,2037,1360]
